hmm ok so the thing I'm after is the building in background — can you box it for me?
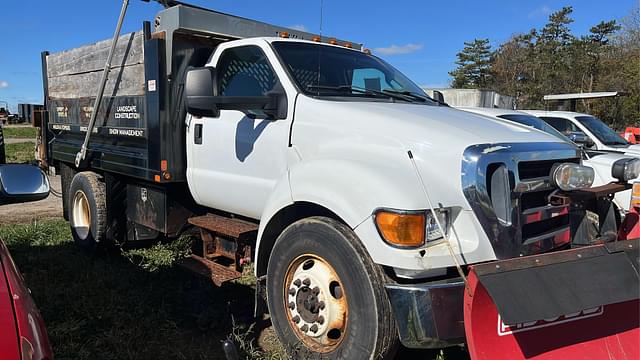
[422,88,515,109]
[18,103,44,124]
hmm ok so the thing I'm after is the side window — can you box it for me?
[217,46,278,97]
[541,117,581,135]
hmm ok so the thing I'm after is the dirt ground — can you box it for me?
[0,174,63,224]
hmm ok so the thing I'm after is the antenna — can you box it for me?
[316,0,324,93]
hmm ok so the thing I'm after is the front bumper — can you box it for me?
[384,278,466,349]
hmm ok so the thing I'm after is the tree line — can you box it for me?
[449,6,639,130]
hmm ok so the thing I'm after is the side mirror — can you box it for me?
[185,67,218,117]
[185,67,287,119]
[432,90,447,106]
[568,132,595,147]
[0,164,50,205]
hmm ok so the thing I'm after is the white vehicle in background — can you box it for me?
[459,107,640,213]
[523,110,640,156]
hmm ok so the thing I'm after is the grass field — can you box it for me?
[5,141,35,163]
[0,218,468,360]
[3,126,38,139]
[0,219,287,360]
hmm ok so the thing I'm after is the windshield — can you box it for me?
[272,41,435,104]
[576,115,628,146]
[498,114,570,142]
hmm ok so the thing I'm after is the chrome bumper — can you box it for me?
[385,279,466,349]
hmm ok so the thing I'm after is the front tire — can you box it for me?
[69,172,107,251]
[267,217,398,359]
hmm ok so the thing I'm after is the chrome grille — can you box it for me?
[462,142,580,258]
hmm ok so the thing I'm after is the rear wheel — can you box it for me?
[267,217,398,359]
[69,172,107,251]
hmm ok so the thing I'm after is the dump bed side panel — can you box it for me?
[45,31,163,181]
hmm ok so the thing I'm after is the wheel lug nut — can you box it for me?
[310,324,318,333]
[317,315,325,324]
[301,324,309,332]
[303,278,311,286]
[318,301,325,310]
[288,302,295,310]
[312,286,320,295]
[292,315,300,324]
[288,288,296,296]
[293,279,301,287]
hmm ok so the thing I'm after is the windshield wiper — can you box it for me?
[382,89,437,104]
[306,85,414,102]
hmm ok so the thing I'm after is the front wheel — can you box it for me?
[267,217,398,359]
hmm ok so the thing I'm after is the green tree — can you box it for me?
[449,39,493,88]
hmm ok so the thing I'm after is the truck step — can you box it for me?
[184,214,257,286]
[177,255,242,286]
[188,213,258,239]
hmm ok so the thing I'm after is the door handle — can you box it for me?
[194,124,203,144]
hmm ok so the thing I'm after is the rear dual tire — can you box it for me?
[267,217,399,359]
[68,172,107,251]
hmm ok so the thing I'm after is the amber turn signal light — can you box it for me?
[375,210,425,248]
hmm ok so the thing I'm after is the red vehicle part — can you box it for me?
[464,239,639,360]
[0,240,53,360]
[0,250,20,360]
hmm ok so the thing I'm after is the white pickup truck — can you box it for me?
[41,4,638,359]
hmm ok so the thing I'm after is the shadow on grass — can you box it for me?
[1,219,269,360]
[1,219,469,360]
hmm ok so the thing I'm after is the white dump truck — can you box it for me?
[39,3,639,359]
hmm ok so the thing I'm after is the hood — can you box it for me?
[318,101,563,147]
[293,97,573,210]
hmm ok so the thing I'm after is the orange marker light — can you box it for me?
[375,211,425,248]
[279,31,290,38]
[363,48,372,55]
[344,42,353,48]
[312,36,321,42]
[161,160,168,171]
[154,175,161,182]
[329,38,338,45]
[631,183,640,209]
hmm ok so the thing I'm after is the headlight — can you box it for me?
[550,163,594,191]
[374,208,450,248]
[611,158,640,182]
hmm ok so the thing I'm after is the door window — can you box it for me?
[217,46,278,97]
[540,117,582,135]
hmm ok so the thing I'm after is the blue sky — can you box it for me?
[0,0,635,111]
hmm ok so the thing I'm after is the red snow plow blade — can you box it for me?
[464,239,640,360]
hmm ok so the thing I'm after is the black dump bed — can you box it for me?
[42,5,359,184]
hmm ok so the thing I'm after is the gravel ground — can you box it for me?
[5,138,36,144]
[0,174,63,225]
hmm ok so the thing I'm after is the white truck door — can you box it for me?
[187,44,291,219]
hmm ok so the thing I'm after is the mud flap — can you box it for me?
[464,239,640,359]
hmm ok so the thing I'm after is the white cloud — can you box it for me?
[374,43,423,56]
[288,24,308,32]
[0,81,8,89]
[528,5,551,19]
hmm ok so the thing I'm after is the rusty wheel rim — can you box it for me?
[283,254,347,353]
[72,190,91,240]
